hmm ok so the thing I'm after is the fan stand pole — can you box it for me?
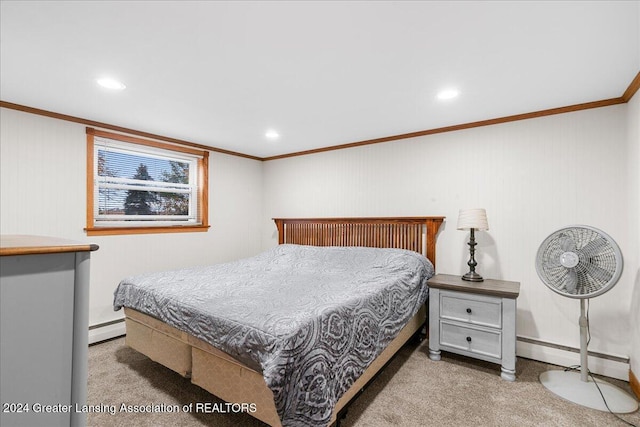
[579,299,588,383]
[539,298,638,413]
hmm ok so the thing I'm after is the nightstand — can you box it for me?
[427,274,520,381]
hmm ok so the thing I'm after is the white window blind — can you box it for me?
[93,137,201,227]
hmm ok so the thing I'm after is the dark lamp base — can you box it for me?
[462,272,484,282]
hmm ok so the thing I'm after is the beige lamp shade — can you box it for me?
[457,209,489,231]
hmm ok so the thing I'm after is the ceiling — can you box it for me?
[1,1,639,158]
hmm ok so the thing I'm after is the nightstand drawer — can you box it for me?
[441,291,502,328]
[440,321,502,359]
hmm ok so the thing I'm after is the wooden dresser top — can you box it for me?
[0,235,99,256]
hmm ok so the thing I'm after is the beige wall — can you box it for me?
[1,98,636,380]
[0,107,265,331]
[262,103,633,379]
[628,91,640,379]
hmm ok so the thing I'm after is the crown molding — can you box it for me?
[0,101,262,161]
[262,97,626,161]
[2,71,638,162]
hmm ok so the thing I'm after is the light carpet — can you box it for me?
[87,337,639,426]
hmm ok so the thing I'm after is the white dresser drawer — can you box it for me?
[440,291,502,328]
[440,321,502,359]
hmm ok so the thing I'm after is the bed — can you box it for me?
[114,216,444,427]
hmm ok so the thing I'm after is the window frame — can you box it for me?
[85,128,209,236]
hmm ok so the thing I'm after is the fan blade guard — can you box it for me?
[535,225,623,299]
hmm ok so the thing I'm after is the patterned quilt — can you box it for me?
[113,244,434,426]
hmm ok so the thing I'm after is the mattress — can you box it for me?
[113,244,434,427]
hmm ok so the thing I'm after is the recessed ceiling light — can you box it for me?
[265,130,280,140]
[97,77,126,90]
[437,89,459,100]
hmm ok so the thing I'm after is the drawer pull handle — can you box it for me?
[466,308,472,314]
[466,336,472,343]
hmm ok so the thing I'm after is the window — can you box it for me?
[86,128,209,235]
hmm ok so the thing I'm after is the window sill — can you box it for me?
[85,225,210,236]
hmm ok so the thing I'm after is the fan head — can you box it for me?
[535,225,623,299]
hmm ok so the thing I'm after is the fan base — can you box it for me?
[539,370,638,413]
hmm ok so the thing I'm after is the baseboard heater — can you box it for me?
[517,335,629,364]
[89,318,124,331]
[88,318,126,345]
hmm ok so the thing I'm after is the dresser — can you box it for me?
[427,274,520,381]
[0,236,98,427]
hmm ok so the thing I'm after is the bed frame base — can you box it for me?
[125,306,425,427]
[122,217,444,426]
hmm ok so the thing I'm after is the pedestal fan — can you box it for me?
[535,225,638,413]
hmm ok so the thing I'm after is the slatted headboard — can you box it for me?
[273,217,445,268]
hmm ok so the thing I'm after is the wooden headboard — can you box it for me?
[273,217,445,268]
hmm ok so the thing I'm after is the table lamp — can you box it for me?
[457,208,489,282]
